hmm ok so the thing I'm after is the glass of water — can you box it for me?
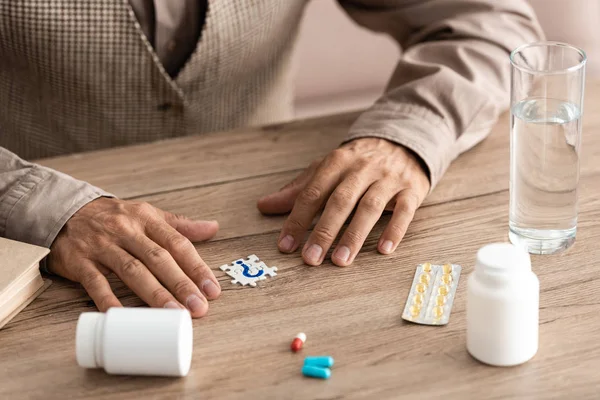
[509,42,586,255]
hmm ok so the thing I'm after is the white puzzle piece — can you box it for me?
[219,254,278,287]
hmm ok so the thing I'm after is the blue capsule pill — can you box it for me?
[304,356,334,368]
[302,365,331,379]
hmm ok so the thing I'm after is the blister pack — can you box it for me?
[402,263,461,326]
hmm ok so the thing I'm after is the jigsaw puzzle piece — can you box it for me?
[262,266,278,277]
[219,254,277,287]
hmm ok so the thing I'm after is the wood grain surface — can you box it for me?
[1,82,600,399]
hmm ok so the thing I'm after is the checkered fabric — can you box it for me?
[0,0,302,160]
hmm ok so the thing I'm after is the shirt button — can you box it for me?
[167,40,177,52]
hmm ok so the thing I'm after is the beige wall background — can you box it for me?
[293,0,600,119]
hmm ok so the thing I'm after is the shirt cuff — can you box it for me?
[344,103,457,191]
[0,165,114,249]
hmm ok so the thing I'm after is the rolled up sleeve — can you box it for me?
[340,0,545,189]
[0,147,113,248]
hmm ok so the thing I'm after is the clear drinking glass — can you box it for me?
[509,42,586,255]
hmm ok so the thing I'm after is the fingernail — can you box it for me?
[186,294,206,315]
[333,246,351,263]
[279,235,295,252]
[381,240,394,253]
[305,244,323,264]
[164,301,181,309]
[202,279,221,299]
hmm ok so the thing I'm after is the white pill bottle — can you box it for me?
[467,243,539,366]
[76,308,193,377]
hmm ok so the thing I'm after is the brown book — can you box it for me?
[0,237,51,329]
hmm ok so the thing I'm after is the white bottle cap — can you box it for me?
[476,242,531,273]
[76,312,104,369]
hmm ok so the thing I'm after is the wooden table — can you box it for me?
[2,83,600,400]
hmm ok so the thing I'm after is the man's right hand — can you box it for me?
[47,197,221,317]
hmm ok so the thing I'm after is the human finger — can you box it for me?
[97,246,209,316]
[377,189,421,255]
[302,172,374,266]
[278,153,347,253]
[145,218,221,300]
[332,180,400,266]
[122,233,212,311]
[257,161,319,215]
[157,209,219,242]
[78,259,122,311]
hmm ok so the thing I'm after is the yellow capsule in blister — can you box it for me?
[415,283,427,293]
[438,285,450,296]
[413,293,424,305]
[433,306,444,319]
[410,305,421,317]
[435,295,446,306]
[419,273,431,284]
[441,274,453,285]
[442,264,453,274]
[422,263,432,273]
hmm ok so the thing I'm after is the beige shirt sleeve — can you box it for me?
[0,147,112,248]
[340,0,545,189]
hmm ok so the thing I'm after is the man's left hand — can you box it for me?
[257,138,430,266]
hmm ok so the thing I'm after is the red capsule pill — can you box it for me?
[291,332,306,352]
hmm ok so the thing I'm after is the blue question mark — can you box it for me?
[236,260,264,278]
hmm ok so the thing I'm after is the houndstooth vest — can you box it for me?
[0,0,304,160]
